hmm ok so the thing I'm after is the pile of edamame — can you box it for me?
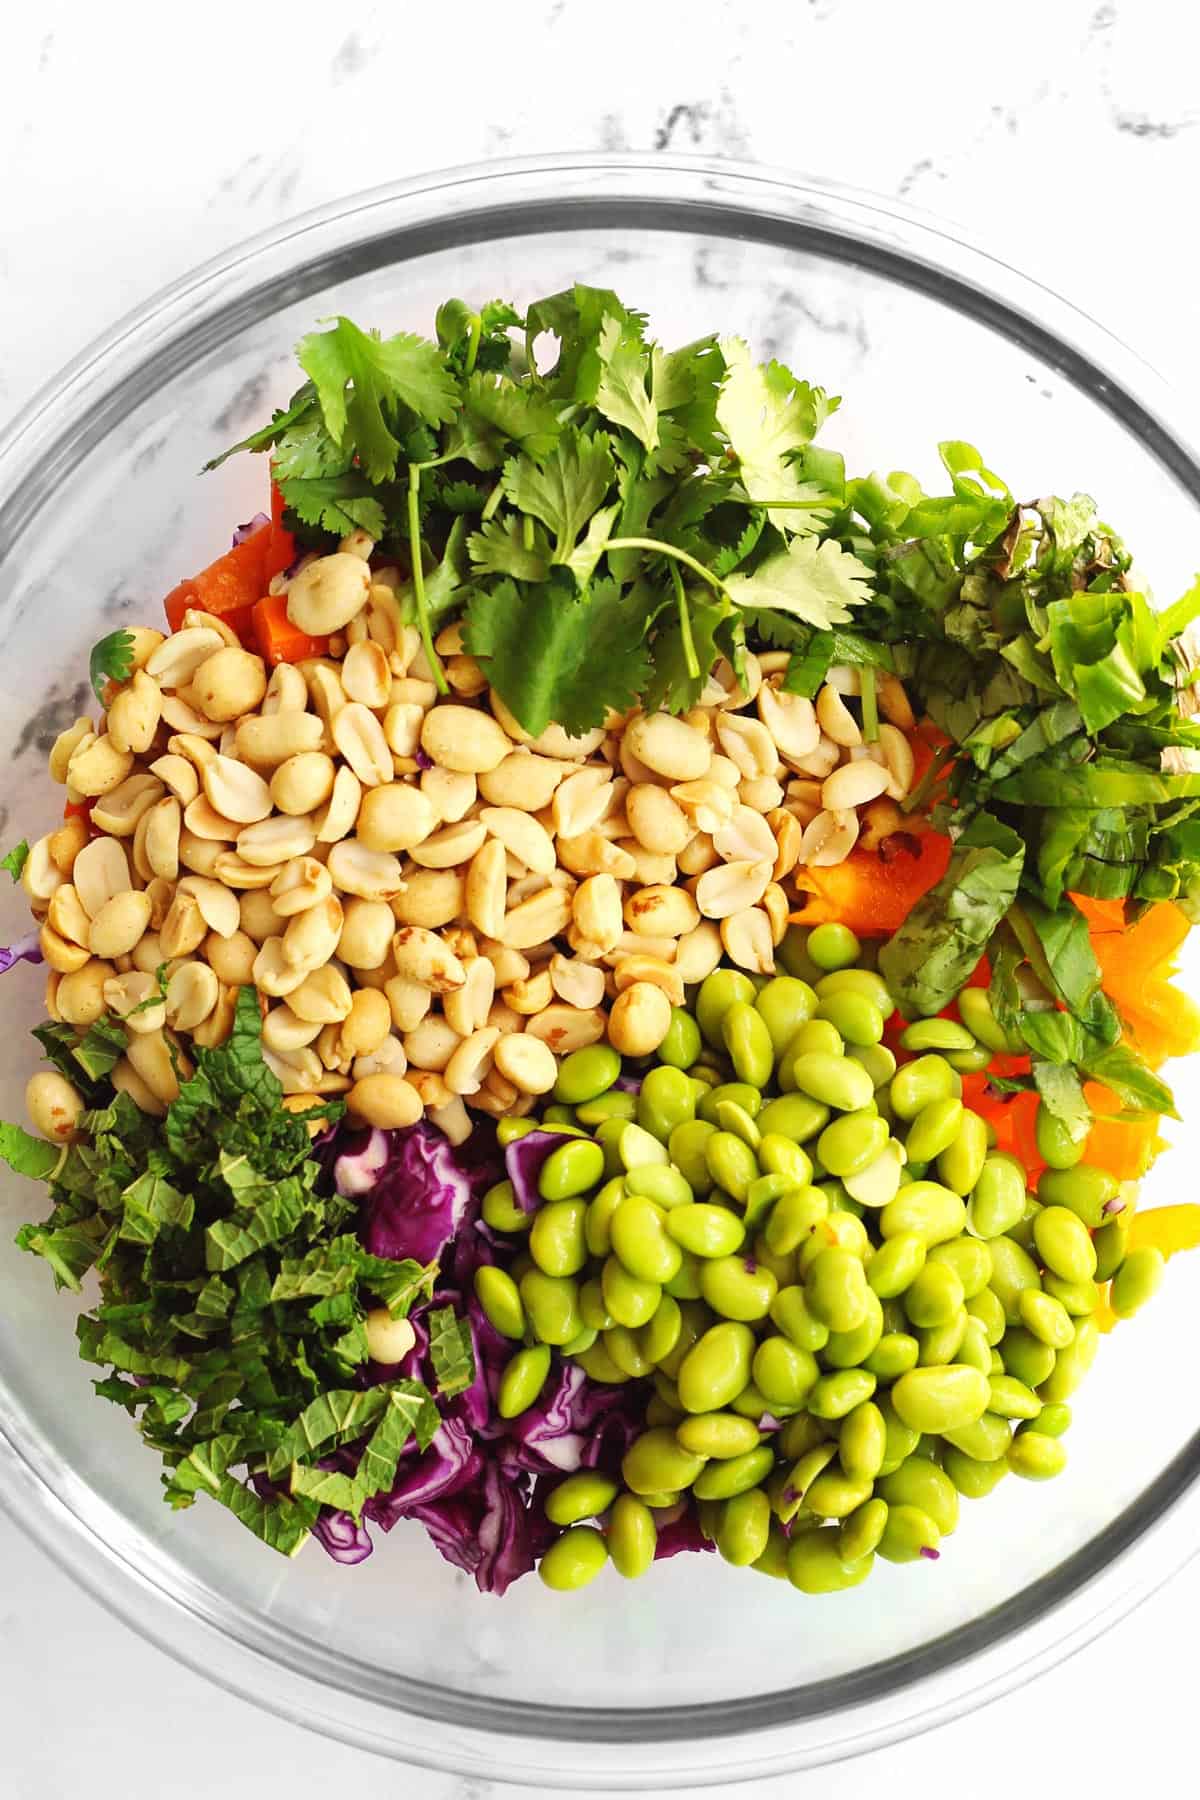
[472,922,1166,1594]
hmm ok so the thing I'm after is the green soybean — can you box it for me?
[482,1179,531,1234]
[538,1525,609,1590]
[664,1250,705,1301]
[756,1092,830,1143]
[936,1109,989,1197]
[519,1271,582,1346]
[622,1427,709,1496]
[1111,1246,1166,1316]
[696,968,757,1049]
[944,1447,1009,1499]
[658,1007,703,1071]
[716,1101,762,1153]
[927,1238,992,1299]
[818,1111,890,1179]
[761,1185,825,1256]
[942,1408,1013,1462]
[606,1495,656,1579]
[916,1309,969,1367]
[905,1097,964,1164]
[716,1487,772,1566]
[890,1054,956,1121]
[877,1503,941,1564]
[626,1165,693,1212]
[877,1396,921,1474]
[891,1364,990,1434]
[752,1335,819,1408]
[575,1089,639,1127]
[866,1231,927,1300]
[704,1130,759,1204]
[904,1262,965,1329]
[899,1017,977,1054]
[595,1117,631,1179]
[804,1465,874,1519]
[530,1198,589,1278]
[837,1496,889,1562]
[878,1456,958,1535]
[601,1256,661,1329]
[603,1324,652,1379]
[657,1300,709,1379]
[816,990,885,1048]
[880,1180,967,1247]
[792,1052,875,1114]
[999,1326,1057,1389]
[666,1202,746,1259]
[668,1119,718,1192]
[1029,1401,1071,1438]
[719,1001,773,1089]
[1093,1215,1131,1283]
[987,1374,1042,1420]
[1018,1287,1075,1349]
[729,1381,779,1422]
[807,922,862,970]
[755,976,818,1056]
[498,1343,552,1418]
[539,1138,605,1201]
[637,1065,696,1142]
[788,1529,875,1593]
[617,1122,670,1172]
[866,1332,920,1380]
[554,1045,622,1106]
[694,1445,776,1501]
[751,1524,794,1581]
[1037,1163,1119,1229]
[967,1153,1028,1240]
[676,1411,763,1459]
[579,1278,615,1333]
[757,1134,815,1188]
[610,1195,682,1285]
[545,1472,620,1526]
[806,1248,871,1333]
[808,1368,877,1420]
[1039,1315,1099,1401]
[575,1341,630,1384]
[848,1042,898,1089]
[1008,1431,1068,1480]
[1043,1273,1099,1317]
[700,1254,778,1322]
[957,1317,993,1376]
[988,1236,1042,1324]
[839,1400,887,1482]
[957,987,1019,1054]
[496,1116,538,1145]
[473,1265,526,1339]
[637,1294,683,1366]
[677,1321,756,1413]
[585,1178,627,1257]
[770,1284,831,1353]
[966,1286,1007,1346]
[815,967,893,1015]
[1034,1102,1086,1170]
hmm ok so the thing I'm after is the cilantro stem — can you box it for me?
[901,740,955,815]
[406,465,448,695]
[860,663,879,742]
[606,537,736,608]
[463,315,482,377]
[671,563,700,681]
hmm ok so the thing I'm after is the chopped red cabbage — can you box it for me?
[0,930,44,975]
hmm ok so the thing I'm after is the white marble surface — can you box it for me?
[2,0,1200,1794]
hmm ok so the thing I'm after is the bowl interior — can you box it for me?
[2,168,1199,1770]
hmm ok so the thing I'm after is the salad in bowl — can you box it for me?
[3,284,1199,1597]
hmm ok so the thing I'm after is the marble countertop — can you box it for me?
[2,1,1198,1795]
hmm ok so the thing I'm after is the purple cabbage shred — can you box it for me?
[231,511,270,546]
[0,930,44,976]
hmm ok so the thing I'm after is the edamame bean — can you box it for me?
[757,1134,814,1189]
[1029,1401,1071,1438]
[575,1089,639,1127]
[890,1054,956,1121]
[622,1427,708,1496]
[988,1236,1042,1324]
[942,1408,1013,1462]
[848,1042,898,1089]
[611,1195,682,1285]
[916,1309,969,1367]
[755,976,818,1056]
[579,1278,615,1333]
[720,1001,775,1089]
[943,1447,1009,1499]
[519,1271,582,1346]
[696,968,757,1049]
[899,1017,977,1054]
[601,1256,661,1329]
[839,1400,887,1482]
[606,1494,656,1578]
[865,1332,920,1380]
[1039,1314,1099,1402]
[626,1164,693,1211]
[538,1526,609,1591]
[805,1466,874,1519]
[770,1284,830,1353]
[815,967,893,1015]
[677,1320,756,1413]
[1034,1101,1086,1170]
[637,1065,696,1142]
[1037,1163,1119,1229]
[936,1109,988,1196]
[482,1179,531,1234]
[542,1105,576,1128]
[756,1092,830,1143]
[496,1117,539,1145]
[905,1097,964,1164]
[987,1374,1042,1420]
[617,1122,670,1172]
[957,986,1018,1054]
[798,1211,871,1275]
[891,1364,989,1433]
[816,990,885,1048]
[700,1254,778,1322]
[818,1112,890,1179]
[653,1372,683,1415]
[957,1317,993,1376]
[807,922,861,970]
[788,1529,874,1592]
[545,1472,620,1526]
[792,1052,875,1114]
[1111,1247,1165,1317]
[729,1381,779,1422]
[474,1265,526,1339]
[703,1131,758,1204]
[967,1153,1028,1240]
[603,1323,651,1379]
[878,1504,941,1563]
[694,1445,776,1501]
[1007,1197,1042,1255]
[530,1198,589,1278]
[1093,1215,1130,1282]
[637,1294,683,1366]
[866,1231,927,1299]
[664,1250,705,1301]
[585,1177,628,1258]
[1042,1274,1099,1316]
[716,1487,772,1566]
[927,1237,992,1299]
[1017,1287,1075,1349]
[716,1101,762,1152]
[751,1524,793,1581]
[808,1368,877,1420]
[668,1119,718,1192]
[823,1289,885,1368]
[752,1336,819,1408]
[966,1285,1007,1346]
[499,1343,552,1418]
[657,1300,709,1379]
[554,1044,622,1105]
[658,1007,703,1071]
[762,1185,826,1256]
[575,1340,629,1383]
[539,1138,605,1201]
[805,1248,871,1333]
[698,1082,763,1126]
[676,1411,763,1459]
[878,1456,958,1535]
[666,1203,746,1259]
[904,1262,965,1329]
[595,1117,631,1179]
[999,1326,1056,1389]
[880,1180,966,1247]
[837,1496,889,1562]
[1008,1431,1067,1480]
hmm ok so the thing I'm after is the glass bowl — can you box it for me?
[1,155,1199,1789]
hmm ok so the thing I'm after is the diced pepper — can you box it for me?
[1082,1081,1163,1182]
[1128,1204,1200,1260]
[265,480,296,580]
[163,521,276,641]
[250,592,329,666]
[1080,899,1200,1068]
[791,831,953,937]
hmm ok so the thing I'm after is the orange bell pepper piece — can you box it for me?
[163,503,295,643]
[791,832,953,937]
[250,592,329,667]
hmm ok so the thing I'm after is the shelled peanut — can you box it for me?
[21,539,920,1143]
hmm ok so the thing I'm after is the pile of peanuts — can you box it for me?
[21,533,918,1143]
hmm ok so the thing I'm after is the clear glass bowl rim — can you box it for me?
[1,152,1198,1788]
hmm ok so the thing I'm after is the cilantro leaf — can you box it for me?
[467,514,551,582]
[500,429,616,561]
[595,314,658,451]
[1,840,30,883]
[274,473,386,540]
[449,372,562,467]
[89,630,135,701]
[465,574,650,735]
[716,339,838,530]
[428,1306,476,1398]
[723,535,875,627]
[298,317,458,483]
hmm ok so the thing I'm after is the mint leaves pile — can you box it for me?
[8,991,438,1555]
